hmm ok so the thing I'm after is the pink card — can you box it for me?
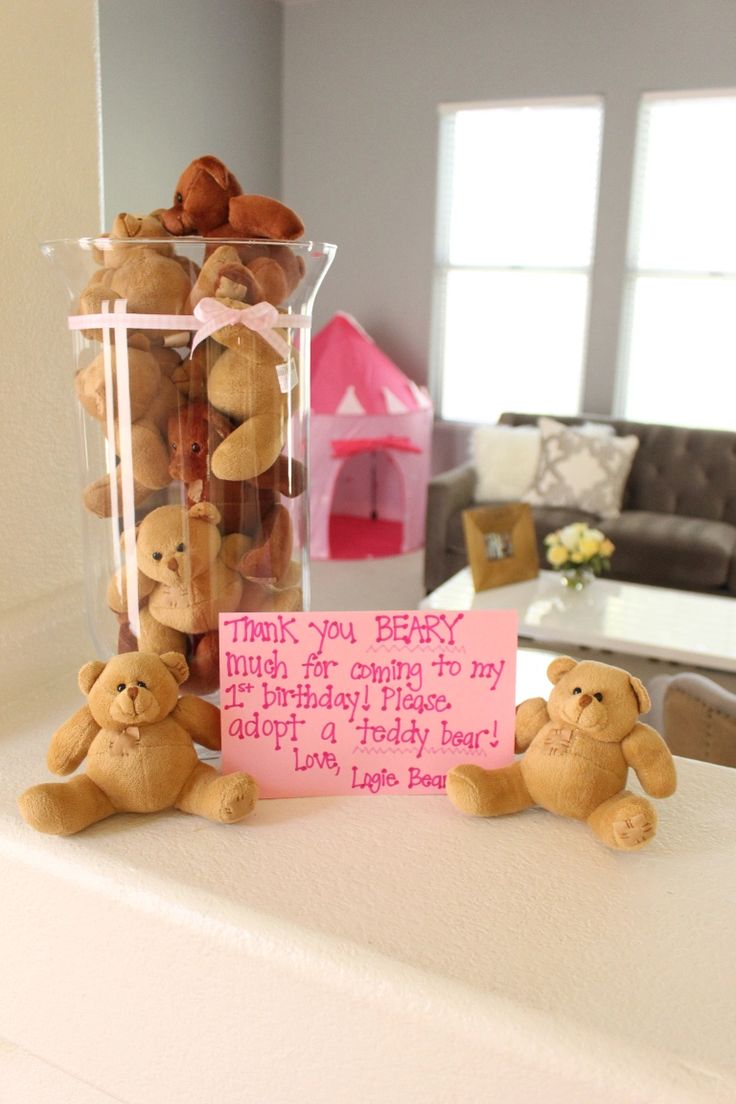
[219,609,517,798]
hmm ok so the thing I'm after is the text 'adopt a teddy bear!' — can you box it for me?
[447,657,677,851]
[18,652,258,836]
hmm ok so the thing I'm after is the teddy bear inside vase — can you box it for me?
[71,156,316,696]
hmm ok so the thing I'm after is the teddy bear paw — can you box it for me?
[446,764,492,816]
[219,773,258,823]
[612,811,656,850]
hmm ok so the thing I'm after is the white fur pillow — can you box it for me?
[472,425,541,501]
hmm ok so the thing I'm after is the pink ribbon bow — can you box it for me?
[192,297,294,359]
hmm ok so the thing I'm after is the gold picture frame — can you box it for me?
[462,503,540,592]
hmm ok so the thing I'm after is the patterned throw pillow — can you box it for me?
[523,417,639,518]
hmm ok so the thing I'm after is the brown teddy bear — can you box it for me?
[160,155,305,305]
[167,400,304,581]
[79,211,196,342]
[75,334,183,517]
[447,657,677,851]
[17,651,258,836]
[109,502,301,694]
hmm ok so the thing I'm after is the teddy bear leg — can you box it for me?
[138,605,189,657]
[83,470,154,518]
[175,762,258,824]
[183,632,220,696]
[446,761,534,818]
[586,791,657,851]
[241,503,293,580]
[211,419,284,483]
[18,775,116,836]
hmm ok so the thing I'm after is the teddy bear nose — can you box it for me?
[127,686,138,701]
[578,694,593,707]
[167,557,180,572]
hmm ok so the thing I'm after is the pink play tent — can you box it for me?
[310,313,433,559]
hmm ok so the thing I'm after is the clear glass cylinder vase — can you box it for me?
[42,236,335,695]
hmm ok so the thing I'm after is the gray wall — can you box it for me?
[99,0,283,224]
[282,0,736,463]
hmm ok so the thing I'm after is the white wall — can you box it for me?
[0,0,101,617]
[99,0,283,224]
[283,0,736,429]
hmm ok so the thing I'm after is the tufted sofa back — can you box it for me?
[498,413,736,525]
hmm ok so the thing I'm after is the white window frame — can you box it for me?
[430,95,604,424]
[615,87,736,425]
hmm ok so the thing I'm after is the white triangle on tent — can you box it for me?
[382,386,410,414]
[336,311,375,344]
[336,384,366,414]
[408,379,433,410]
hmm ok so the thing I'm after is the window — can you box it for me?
[618,92,736,430]
[432,98,603,424]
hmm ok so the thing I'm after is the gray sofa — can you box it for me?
[425,412,736,596]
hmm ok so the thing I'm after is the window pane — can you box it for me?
[446,102,602,269]
[621,276,736,430]
[440,269,589,424]
[634,96,736,273]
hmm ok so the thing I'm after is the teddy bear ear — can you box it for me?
[207,407,234,442]
[160,652,189,685]
[78,660,106,695]
[197,155,232,191]
[547,656,578,684]
[189,501,222,526]
[629,675,651,714]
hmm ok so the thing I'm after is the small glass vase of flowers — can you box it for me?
[544,522,615,590]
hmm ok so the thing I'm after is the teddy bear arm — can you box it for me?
[172,695,222,751]
[107,567,156,614]
[227,195,304,241]
[220,533,256,572]
[622,722,677,798]
[515,696,550,751]
[125,421,173,490]
[47,705,100,775]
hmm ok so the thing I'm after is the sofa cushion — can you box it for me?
[601,511,736,590]
[523,417,639,519]
[471,425,541,502]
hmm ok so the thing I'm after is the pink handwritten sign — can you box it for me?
[219,609,517,798]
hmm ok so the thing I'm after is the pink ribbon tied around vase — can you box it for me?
[191,297,307,360]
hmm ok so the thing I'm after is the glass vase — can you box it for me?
[559,566,595,590]
[42,236,335,695]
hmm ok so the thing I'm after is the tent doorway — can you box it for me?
[328,449,404,559]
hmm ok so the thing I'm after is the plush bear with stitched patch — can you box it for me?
[447,657,677,851]
[160,155,305,305]
[18,651,258,836]
[75,334,182,517]
[109,501,301,694]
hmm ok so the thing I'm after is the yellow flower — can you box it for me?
[579,537,601,559]
[547,544,569,567]
[600,538,615,557]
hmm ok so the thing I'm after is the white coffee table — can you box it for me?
[421,568,736,675]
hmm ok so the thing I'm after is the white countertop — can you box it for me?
[1,599,735,1103]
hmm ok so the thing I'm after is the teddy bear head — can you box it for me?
[93,210,175,268]
[75,336,162,423]
[545,657,650,743]
[161,156,241,236]
[135,502,223,585]
[167,401,234,484]
[78,650,189,729]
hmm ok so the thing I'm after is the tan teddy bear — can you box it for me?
[80,211,196,342]
[447,657,677,851]
[184,245,296,482]
[109,501,301,694]
[17,651,258,836]
[75,333,182,517]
